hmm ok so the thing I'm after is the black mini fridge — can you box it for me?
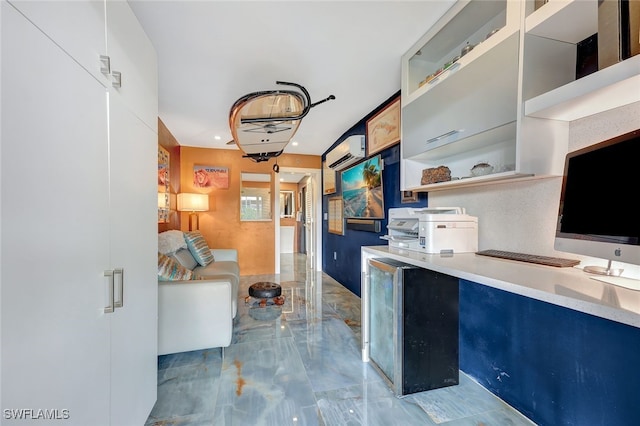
[366,257,459,396]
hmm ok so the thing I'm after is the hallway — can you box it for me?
[145,253,533,425]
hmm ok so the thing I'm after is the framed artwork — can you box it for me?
[323,160,336,195]
[158,146,170,223]
[158,146,169,190]
[194,165,229,189]
[366,96,400,156]
[341,155,384,219]
[328,197,344,235]
[401,190,419,203]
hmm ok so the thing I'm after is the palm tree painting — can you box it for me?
[341,155,384,218]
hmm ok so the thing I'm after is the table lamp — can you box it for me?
[177,193,209,231]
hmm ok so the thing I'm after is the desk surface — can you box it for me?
[362,246,640,328]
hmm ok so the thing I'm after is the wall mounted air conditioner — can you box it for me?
[326,135,365,171]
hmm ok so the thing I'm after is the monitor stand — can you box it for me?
[590,275,640,291]
[584,260,624,276]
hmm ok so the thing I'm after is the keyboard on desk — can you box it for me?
[476,249,580,268]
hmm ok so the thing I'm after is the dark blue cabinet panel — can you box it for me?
[460,279,640,426]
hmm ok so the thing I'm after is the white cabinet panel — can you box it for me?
[1,1,158,424]
[1,2,111,423]
[107,92,158,426]
[7,0,109,85]
[106,0,158,130]
[402,31,519,160]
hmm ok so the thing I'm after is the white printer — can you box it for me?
[382,207,478,254]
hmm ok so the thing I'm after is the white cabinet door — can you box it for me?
[7,0,109,85]
[2,2,158,424]
[1,2,111,424]
[11,0,159,128]
[107,91,158,426]
[106,0,158,131]
[105,3,159,421]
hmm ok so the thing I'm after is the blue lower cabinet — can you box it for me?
[459,279,640,426]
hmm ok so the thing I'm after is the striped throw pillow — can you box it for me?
[158,253,195,281]
[183,231,214,266]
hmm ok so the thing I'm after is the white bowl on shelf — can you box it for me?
[470,162,494,177]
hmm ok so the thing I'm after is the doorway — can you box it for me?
[274,167,322,274]
[300,186,307,255]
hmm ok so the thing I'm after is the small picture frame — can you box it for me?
[401,190,419,204]
[193,165,229,189]
[328,197,344,235]
[158,146,170,223]
[323,160,336,195]
[366,96,401,156]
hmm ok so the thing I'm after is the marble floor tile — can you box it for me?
[212,338,320,426]
[440,408,534,426]
[403,373,520,424]
[145,349,223,425]
[147,253,535,426]
[315,380,438,426]
[288,317,382,393]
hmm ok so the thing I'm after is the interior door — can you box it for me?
[1,3,111,423]
[300,186,307,254]
[304,176,315,269]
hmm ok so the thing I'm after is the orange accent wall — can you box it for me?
[179,147,320,275]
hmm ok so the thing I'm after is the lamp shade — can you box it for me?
[158,193,167,208]
[177,193,209,212]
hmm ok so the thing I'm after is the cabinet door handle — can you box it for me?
[104,270,114,314]
[100,55,111,76]
[114,268,124,308]
[426,129,463,144]
[111,71,122,88]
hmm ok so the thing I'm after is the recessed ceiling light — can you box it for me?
[214,135,221,140]
[291,141,298,146]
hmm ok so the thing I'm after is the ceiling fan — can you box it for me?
[228,81,334,171]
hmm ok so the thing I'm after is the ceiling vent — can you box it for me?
[326,135,365,171]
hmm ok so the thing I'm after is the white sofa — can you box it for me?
[158,236,240,355]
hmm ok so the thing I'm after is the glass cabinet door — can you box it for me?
[369,263,396,382]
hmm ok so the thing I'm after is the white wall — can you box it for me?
[429,101,640,277]
[280,226,295,253]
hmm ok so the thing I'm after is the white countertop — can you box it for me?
[362,246,640,328]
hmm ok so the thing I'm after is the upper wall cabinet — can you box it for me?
[402,0,519,105]
[106,0,158,131]
[7,0,109,86]
[400,0,639,192]
[523,0,640,121]
[9,0,158,131]
[401,0,527,191]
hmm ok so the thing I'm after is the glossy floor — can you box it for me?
[145,254,534,425]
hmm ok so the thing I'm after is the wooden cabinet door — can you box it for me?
[1,3,111,424]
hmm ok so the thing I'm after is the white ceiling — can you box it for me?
[129,0,454,157]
